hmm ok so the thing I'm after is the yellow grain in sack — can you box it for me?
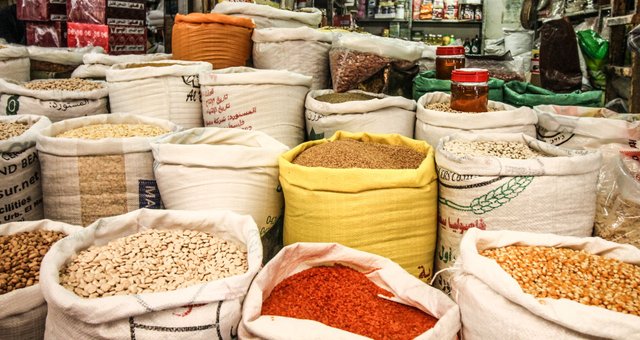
[279,131,438,282]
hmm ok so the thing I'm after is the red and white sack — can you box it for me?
[36,113,180,226]
[305,90,416,140]
[0,220,82,340]
[200,67,312,148]
[415,92,537,147]
[40,208,263,340]
[151,127,288,238]
[0,79,108,122]
[0,44,30,83]
[212,2,322,29]
[0,115,51,223]
[72,53,173,79]
[107,60,213,129]
[239,242,460,340]
[434,133,601,293]
[252,27,332,90]
[451,228,640,339]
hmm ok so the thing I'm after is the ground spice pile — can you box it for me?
[292,139,425,169]
[261,265,439,340]
[315,92,378,104]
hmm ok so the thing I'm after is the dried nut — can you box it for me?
[0,122,29,140]
[330,48,391,93]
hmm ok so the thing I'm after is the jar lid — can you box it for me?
[451,68,489,82]
[436,46,465,56]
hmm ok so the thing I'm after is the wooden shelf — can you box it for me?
[606,13,640,26]
[412,19,482,24]
[357,18,409,23]
[606,65,633,77]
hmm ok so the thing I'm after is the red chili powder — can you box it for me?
[261,264,439,340]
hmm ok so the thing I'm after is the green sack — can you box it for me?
[503,81,604,107]
[412,70,505,102]
[577,29,609,89]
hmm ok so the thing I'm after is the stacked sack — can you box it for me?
[27,46,104,79]
[212,2,322,29]
[72,53,172,79]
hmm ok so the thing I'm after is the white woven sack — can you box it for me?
[72,53,172,79]
[252,27,332,90]
[36,113,180,226]
[333,33,423,62]
[415,92,538,147]
[151,127,288,236]
[40,208,263,340]
[0,78,108,122]
[433,133,601,294]
[212,2,322,28]
[451,228,640,340]
[27,46,105,66]
[534,104,640,149]
[200,67,312,148]
[305,90,416,140]
[0,115,51,222]
[0,45,30,82]
[239,242,460,340]
[107,60,212,129]
[0,220,82,340]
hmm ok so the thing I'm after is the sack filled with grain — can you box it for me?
[36,113,180,226]
[0,115,51,223]
[252,27,332,90]
[240,242,460,340]
[0,44,30,83]
[72,53,173,79]
[280,131,438,282]
[27,46,104,79]
[171,13,255,69]
[305,90,416,140]
[107,60,212,129]
[433,132,601,294]
[40,208,262,339]
[151,127,288,260]
[415,92,537,147]
[200,67,312,148]
[452,228,640,339]
[212,2,322,29]
[0,78,108,123]
[0,220,81,340]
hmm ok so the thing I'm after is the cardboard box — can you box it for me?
[67,0,145,26]
[67,22,146,55]
[26,21,67,47]
[17,0,67,22]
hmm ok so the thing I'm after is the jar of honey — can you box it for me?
[435,46,465,80]
[450,68,489,112]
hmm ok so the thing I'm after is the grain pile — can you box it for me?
[23,79,104,92]
[425,102,497,113]
[482,245,640,316]
[443,140,545,159]
[292,139,425,169]
[0,122,29,140]
[124,63,180,69]
[0,230,66,294]
[59,229,248,298]
[315,92,377,104]
[56,124,169,139]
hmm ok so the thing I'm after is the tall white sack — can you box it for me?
[0,44,30,83]
[72,53,173,79]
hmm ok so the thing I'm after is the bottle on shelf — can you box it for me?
[463,38,471,54]
[471,35,480,54]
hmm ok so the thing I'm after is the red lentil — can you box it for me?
[261,264,439,339]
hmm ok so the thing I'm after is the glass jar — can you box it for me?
[435,46,465,80]
[450,68,489,112]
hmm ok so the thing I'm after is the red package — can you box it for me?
[67,22,110,52]
[66,0,145,26]
[109,25,146,55]
[26,21,67,47]
[17,0,67,22]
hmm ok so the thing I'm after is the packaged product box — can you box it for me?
[66,0,146,26]
[67,22,146,55]
[26,21,67,47]
[17,0,67,22]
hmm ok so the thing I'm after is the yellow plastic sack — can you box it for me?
[279,131,438,282]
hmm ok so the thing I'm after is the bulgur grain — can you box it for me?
[56,124,169,139]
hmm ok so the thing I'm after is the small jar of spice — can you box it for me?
[435,46,465,80]
[450,68,489,112]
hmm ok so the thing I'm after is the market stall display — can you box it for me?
[36,114,179,226]
[0,45,30,83]
[106,60,212,129]
[72,53,172,79]
[212,2,322,29]
[200,67,312,148]
[305,89,416,140]
[39,208,262,339]
[0,220,81,340]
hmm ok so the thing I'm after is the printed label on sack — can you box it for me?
[202,87,255,131]
[138,179,162,209]
[1,149,44,222]
[5,95,20,115]
[47,100,89,112]
[536,125,575,146]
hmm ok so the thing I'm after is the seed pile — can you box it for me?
[293,139,425,169]
[60,229,248,298]
[262,265,439,340]
[315,92,377,104]
[23,78,104,91]
[57,124,169,139]
[0,122,29,140]
[0,230,66,295]
[426,102,497,113]
[482,246,640,316]
[443,140,544,159]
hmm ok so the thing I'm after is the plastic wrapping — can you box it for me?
[577,29,608,89]
[503,81,603,107]
[17,0,67,22]
[66,0,146,26]
[212,2,322,29]
[594,150,640,248]
[26,22,66,48]
[630,24,640,53]
[466,52,525,82]
[540,19,582,92]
